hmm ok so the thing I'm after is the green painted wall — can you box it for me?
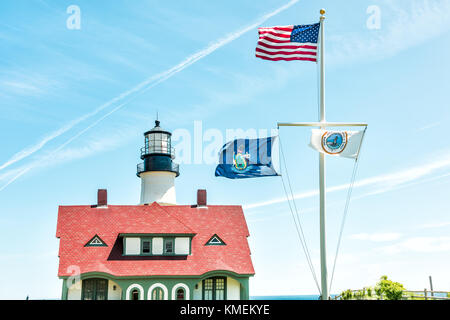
[61,270,251,300]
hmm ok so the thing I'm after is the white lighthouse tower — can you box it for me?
[137,120,179,205]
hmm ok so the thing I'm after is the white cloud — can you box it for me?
[328,0,450,66]
[418,221,450,229]
[0,70,61,98]
[1,81,42,95]
[379,236,450,254]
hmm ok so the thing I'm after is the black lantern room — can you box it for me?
[136,120,180,177]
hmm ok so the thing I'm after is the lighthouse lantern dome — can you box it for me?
[141,120,174,159]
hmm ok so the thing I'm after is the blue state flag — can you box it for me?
[215,136,279,179]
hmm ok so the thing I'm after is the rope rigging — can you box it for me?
[277,127,367,297]
[328,127,367,293]
[278,134,322,295]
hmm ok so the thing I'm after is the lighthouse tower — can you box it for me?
[137,120,179,205]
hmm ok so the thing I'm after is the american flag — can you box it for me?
[256,23,320,62]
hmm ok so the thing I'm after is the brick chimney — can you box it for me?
[197,189,207,207]
[97,189,107,207]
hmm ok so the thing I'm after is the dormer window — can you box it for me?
[141,238,151,255]
[122,234,192,256]
[205,234,226,246]
[164,238,174,255]
[85,235,107,247]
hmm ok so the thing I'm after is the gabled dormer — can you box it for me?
[85,234,107,247]
[205,234,226,246]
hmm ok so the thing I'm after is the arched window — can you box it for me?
[171,283,190,300]
[126,284,144,301]
[152,287,164,300]
[131,289,139,301]
[176,288,185,300]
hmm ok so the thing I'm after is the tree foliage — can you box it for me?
[340,289,354,300]
[374,275,405,300]
[339,276,406,300]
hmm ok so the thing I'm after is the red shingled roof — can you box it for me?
[56,202,254,277]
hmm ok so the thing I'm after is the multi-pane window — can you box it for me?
[215,278,225,300]
[145,132,170,154]
[152,287,164,300]
[164,238,174,255]
[81,278,108,300]
[203,279,213,300]
[145,136,149,151]
[123,236,190,256]
[141,239,151,254]
[202,277,226,300]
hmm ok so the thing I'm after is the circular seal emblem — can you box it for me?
[233,153,248,170]
[321,131,348,155]
[233,145,250,172]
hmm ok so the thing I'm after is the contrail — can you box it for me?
[0,100,130,191]
[0,0,300,190]
[0,118,83,171]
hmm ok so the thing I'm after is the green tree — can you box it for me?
[374,275,405,300]
[340,289,353,300]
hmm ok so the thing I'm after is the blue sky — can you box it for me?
[1,0,450,299]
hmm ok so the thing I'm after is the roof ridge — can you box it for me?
[148,202,196,234]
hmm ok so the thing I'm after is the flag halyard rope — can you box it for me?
[279,134,322,295]
[328,127,367,293]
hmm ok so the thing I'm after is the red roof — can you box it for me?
[56,202,254,277]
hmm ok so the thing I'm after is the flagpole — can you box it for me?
[318,8,328,300]
[276,10,366,299]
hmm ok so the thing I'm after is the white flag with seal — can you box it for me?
[309,129,364,159]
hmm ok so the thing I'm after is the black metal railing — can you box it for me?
[136,162,179,177]
[140,146,175,159]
